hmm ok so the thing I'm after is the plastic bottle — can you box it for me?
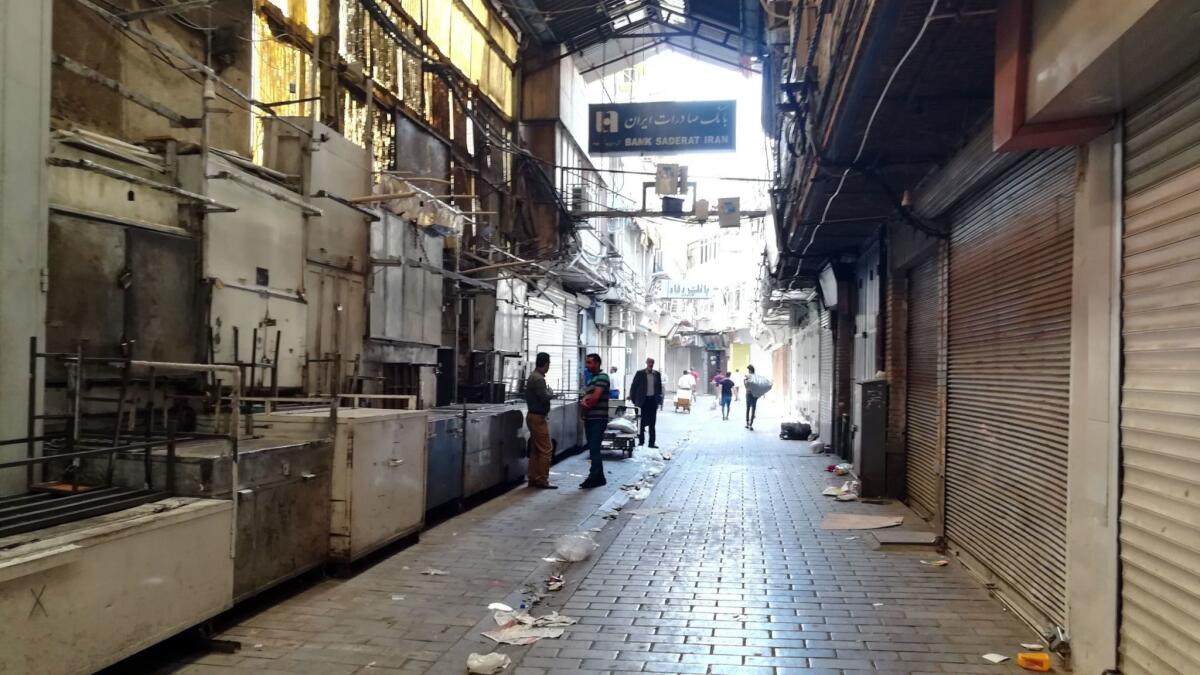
[1016,652,1050,672]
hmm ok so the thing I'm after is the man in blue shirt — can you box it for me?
[717,371,736,420]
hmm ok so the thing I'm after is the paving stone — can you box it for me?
[139,405,1036,675]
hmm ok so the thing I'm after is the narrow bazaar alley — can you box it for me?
[127,401,1037,675]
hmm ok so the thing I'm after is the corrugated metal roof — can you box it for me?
[507,0,763,80]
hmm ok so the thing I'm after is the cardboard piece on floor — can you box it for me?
[820,513,904,530]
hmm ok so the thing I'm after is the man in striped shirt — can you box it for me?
[579,353,610,489]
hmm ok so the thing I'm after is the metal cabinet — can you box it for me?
[425,413,464,512]
[262,408,428,564]
[495,408,527,484]
[462,407,503,499]
[230,440,331,601]
[81,436,332,601]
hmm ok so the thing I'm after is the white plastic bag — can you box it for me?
[607,417,636,434]
[553,533,598,562]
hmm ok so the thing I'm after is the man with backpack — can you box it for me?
[743,364,773,430]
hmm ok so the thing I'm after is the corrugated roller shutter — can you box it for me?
[527,293,566,393]
[906,252,941,521]
[819,308,834,441]
[1119,65,1200,675]
[945,148,1076,629]
[562,297,580,390]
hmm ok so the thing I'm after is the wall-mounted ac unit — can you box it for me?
[594,302,610,326]
[570,185,591,213]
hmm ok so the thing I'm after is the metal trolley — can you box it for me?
[601,401,640,458]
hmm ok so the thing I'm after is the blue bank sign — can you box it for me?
[588,100,736,154]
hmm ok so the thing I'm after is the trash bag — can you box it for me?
[553,533,598,562]
[808,439,827,454]
[607,417,636,434]
[779,422,811,440]
[745,374,773,398]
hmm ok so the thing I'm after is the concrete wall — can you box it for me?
[1064,130,1121,673]
[0,0,51,495]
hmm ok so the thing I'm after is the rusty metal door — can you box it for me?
[945,148,1076,630]
[1119,65,1200,675]
[905,251,942,523]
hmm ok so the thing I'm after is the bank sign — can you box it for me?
[589,101,736,154]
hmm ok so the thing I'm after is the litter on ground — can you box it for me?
[484,609,579,644]
[982,653,1010,664]
[553,533,597,561]
[545,575,564,592]
[391,594,405,601]
[921,559,950,567]
[421,568,448,576]
[481,626,565,645]
[466,652,511,673]
[487,602,513,612]
[627,506,673,516]
[819,513,904,530]
[541,556,564,563]
[1020,642,1046,650]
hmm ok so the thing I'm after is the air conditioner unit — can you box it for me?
[594,303,610,326]
[570,185,591,213]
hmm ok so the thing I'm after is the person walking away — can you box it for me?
[524,352,557,489]
[579,353,610,489]
[689,368,700,399]
[677,369,695,402]
[717,371,735,420]
[630,358,664,447]
[744,365,759,430]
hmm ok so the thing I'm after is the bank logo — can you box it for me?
[594,110,619,134]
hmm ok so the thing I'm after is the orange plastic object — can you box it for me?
[1017,652,1051,672]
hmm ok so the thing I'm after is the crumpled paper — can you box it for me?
[482,610,579,645]
[466,652,511,673]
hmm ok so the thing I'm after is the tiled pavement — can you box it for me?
[129,399,1040,674]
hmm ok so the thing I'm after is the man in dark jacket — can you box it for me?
[629,357,664,448]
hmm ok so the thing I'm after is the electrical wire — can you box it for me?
[798,0,940,258]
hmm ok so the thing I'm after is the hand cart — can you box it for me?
[602,402,640,458]
[673,395,692,413]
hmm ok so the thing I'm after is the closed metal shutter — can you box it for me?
[1119,65,1200,675]
[562,296,580,391]
[906,252,941,521]
[795,319,821,425]
[527,293,566,393]
[945,148,1076,629]
[819,308,834,441]
[852,243,881,468]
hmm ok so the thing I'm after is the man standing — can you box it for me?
[524,352,557,489]
[629,358,664,448]
[579,353,610,489]
[717,371,735,420]
[744,364,759,430]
